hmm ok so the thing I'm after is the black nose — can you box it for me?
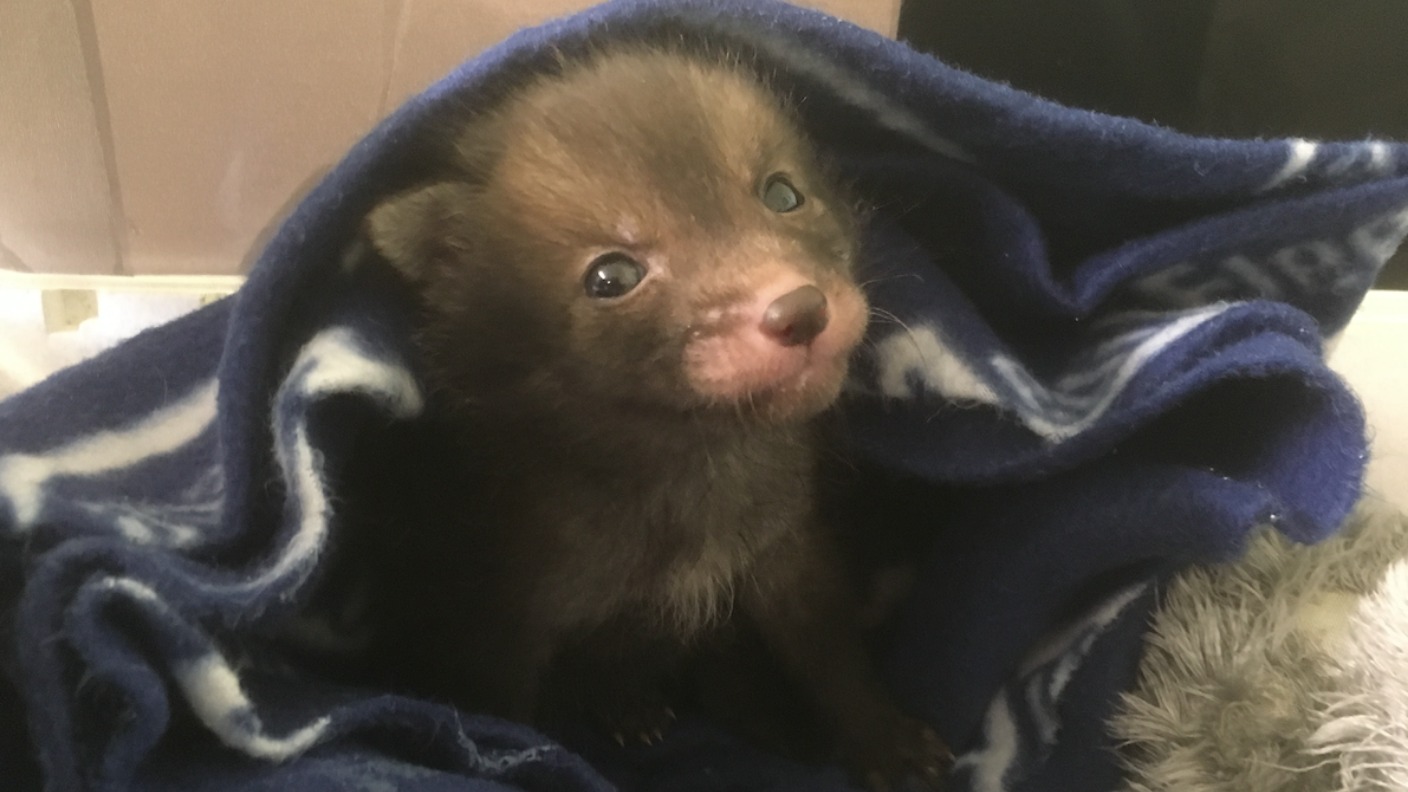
[761,285,829,346]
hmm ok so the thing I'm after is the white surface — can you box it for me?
[1330,290,1408,511]
[0,281,229,397]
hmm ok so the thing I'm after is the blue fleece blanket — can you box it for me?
[3,1,1407,790]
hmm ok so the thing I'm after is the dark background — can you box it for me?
[897,0,1408,289]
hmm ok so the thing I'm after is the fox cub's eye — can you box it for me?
[584,253,646,299]
[761,174,803,213]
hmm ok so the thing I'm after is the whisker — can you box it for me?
[865,307,932,379]
[868,306,919,335]
[691,411,720,483]
[856,271,924,290]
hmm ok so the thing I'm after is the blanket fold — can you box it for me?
[3,1,1407,790]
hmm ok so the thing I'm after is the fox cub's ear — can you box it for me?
[365,182,480,282]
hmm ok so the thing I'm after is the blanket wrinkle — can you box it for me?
[2,1,1407,790]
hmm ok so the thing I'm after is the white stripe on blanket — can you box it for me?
[241,326,422,595]
[99,576,331,760]
[0,379,217,529]
[955,583,1148,791]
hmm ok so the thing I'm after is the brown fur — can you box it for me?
[344,47,950,790]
